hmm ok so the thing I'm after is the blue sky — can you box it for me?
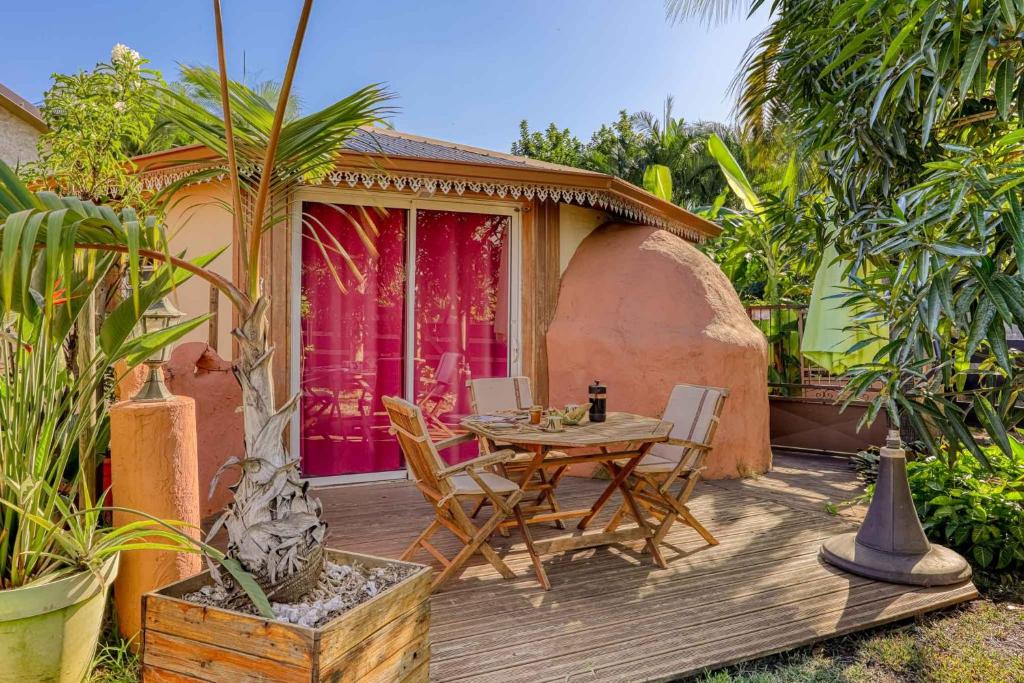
[1,1,770,152]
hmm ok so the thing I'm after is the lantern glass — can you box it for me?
[131,283,184,401]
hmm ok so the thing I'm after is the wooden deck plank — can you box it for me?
[312,454,976,682]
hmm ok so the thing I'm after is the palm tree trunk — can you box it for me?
[221,295,326,602]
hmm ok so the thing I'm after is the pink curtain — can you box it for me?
[414,210,510,463]
[299,202,407,477]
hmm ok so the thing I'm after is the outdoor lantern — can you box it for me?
[131,285,184,402]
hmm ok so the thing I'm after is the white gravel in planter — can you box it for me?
[184,560,415,628]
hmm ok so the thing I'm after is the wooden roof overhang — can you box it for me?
[132,144,721,242]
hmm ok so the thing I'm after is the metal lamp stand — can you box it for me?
[820,430,972,586]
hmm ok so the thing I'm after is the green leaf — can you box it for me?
[943,405,993,472]
[975,395,1013,458]
[218,557,274,618]
[966,299,996,358]
[642,164,673,202]
[821,28,877,78]
[959,33,987,97]
[972,545,993,567]
[118,314,212,366]
[708,134,760,212]
[1000,0,1017,24]
[881,8,926,69]
[995,60,1014,120]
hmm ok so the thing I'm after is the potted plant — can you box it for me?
[1,1,432,679]
[0,213,219,681]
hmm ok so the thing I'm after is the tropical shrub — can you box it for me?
[0,160,268,613]
[670,0,1024,474]
[0,163,210,588]
[29,44,164,205]
[513,99,743,209]
[906,447,1024,573]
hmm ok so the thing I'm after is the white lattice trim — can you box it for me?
[139,164,705,242]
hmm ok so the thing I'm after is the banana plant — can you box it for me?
[642,164,673,201]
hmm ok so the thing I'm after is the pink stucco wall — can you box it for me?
[117,342,243,517]
[547,223,772,479]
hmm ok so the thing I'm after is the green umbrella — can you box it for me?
[802,243,886,374]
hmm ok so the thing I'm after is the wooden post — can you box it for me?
[208,283,219,352]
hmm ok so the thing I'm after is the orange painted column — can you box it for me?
[109,396,202,643]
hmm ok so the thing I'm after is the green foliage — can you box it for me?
[90,634,139,683]
[509,121,585,167]
[703,134,821,305]
[29,45,164,205]
[642,164,673,201]
[906,447,1024,573]
[513,98,743,209]
[0,161,273,614]
[0,162,209,588]
[671,0,1024,471]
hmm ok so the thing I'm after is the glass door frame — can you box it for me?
[290,187,523,485]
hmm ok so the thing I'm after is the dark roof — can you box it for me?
[0,83,46,131]
[345,129,526,168]
[342,127,594,175]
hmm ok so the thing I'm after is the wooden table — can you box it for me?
[460,412,672,568]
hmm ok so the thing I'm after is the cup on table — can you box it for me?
[529,405,544,425]
[546,415,563,432]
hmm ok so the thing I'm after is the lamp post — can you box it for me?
[131,293,184,402]
[112,275,200,641]
[820,429,971,586]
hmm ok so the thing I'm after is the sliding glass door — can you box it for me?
[413,209,511,463]
[298,199,517,479]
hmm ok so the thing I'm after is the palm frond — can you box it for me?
[665,0,760,27]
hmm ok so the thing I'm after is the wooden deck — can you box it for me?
[316,454,977,682]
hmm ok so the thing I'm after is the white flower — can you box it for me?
[113,101,126,113]
[111,43,140,65]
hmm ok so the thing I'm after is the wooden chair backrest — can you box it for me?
[649,383,729,470]
[433,352,462,391]
[382,395,453,497]
[467,376,534,414]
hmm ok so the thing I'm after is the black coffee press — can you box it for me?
[588,380,607,423]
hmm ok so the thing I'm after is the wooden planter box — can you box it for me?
[141,549,431,682]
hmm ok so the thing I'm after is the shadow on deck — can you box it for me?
[314,454,977,682]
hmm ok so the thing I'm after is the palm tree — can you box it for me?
[631,96,742,207]
[0,0,391,604]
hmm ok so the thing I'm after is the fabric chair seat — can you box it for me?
[451,471,519,496]
[635,454,681,473]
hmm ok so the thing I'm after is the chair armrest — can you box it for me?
[666,437,712,450]
[439,449,517,478]
[434,432,476,451]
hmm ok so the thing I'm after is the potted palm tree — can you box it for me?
[1,1,432,680]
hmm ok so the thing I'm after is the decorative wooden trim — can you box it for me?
[520,199,560,405]
[136,161,715,243]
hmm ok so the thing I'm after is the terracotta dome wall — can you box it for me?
[547,223,771,479]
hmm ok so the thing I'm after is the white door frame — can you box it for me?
[290,187,523,486]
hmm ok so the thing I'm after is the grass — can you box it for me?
[89,633,140,683]
[689,591,1024,683]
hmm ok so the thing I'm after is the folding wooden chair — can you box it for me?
[416,351,462,437]
[605,383,728,550]
[466,376,567,531]
[382,395,550,590]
